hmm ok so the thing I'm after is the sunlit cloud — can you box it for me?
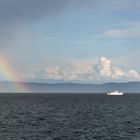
[19,57,140,83]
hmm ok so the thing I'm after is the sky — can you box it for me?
[0,0,140,83]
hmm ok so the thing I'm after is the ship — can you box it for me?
[107,90,124,96]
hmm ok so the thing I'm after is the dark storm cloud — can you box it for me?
[0,0,94,23]
[0,0,139,24]
[0,0,94,49]
[0,0,64,23]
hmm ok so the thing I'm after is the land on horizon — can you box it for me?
[0,81,140,93]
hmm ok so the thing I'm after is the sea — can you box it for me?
[0,93,140,140]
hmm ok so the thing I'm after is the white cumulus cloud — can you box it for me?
[127,70,140,79]
[93,57,112,77]
[92,57,126,80]
[20,57,140,83]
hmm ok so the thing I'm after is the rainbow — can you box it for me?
[0,55,30,92]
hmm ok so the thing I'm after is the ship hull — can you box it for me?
[107,93,123,96]
[107,91,124,96]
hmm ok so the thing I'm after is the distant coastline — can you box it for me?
[0,81,140,93]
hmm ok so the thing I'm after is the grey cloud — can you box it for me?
[1,0,140,25]
[0,0,63,23]
[0,0,94,24]
[0,0,140,24]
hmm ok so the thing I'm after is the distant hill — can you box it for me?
[0,81,140,93]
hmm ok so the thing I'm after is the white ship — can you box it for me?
[107,90,124,96]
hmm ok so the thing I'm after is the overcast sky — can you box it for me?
[0,0,140,83]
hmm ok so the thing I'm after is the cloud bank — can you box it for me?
[0,0,95,24]
[20,57,140,83]
[0,0,140,25]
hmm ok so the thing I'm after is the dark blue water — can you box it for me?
[0,93,140,140]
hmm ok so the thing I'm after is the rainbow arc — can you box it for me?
[0,56,30,92]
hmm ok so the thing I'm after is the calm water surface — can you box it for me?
[0,93,140,140]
